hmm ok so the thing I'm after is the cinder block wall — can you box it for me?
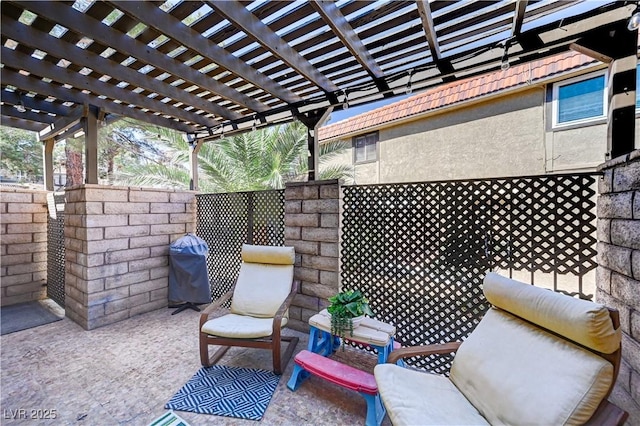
[284,179,340,332]
[596,149,640,413]
[0,188,48,306]
[64,184,196,330]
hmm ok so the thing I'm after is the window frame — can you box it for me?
[353,131,379,164]
[551,70,608,129]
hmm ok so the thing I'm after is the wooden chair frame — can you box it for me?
[199,279,300,375]
[385,309,628,426]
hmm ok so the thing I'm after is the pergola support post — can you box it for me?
[606,53,637,160]
[298,108,333,181]
[42,138,55,191]
[189,137,204,191]
[83,106,99,184]
[572,24,638,160]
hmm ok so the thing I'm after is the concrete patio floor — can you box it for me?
[0,304,392,425]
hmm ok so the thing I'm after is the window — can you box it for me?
[353,132,378,163]
[553,71,606,127]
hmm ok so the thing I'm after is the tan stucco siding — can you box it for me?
[371,89,545,183]
[547,124,607,172]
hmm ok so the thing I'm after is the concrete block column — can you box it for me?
[64,184,196,330]
[0,188,48,305]
[596,149,640,415]
[284,179,340,332]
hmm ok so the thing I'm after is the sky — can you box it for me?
[326,93,409,125]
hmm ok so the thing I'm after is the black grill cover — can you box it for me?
[168,233,211,304]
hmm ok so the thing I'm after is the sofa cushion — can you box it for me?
[374,363,489,426]
[450,308,614,425]
[483,272,620,354]
[201,313,287,338]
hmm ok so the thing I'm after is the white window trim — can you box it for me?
[353,132,378,164]
[551,70,608,129]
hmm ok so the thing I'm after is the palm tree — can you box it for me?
[118,120,353,192]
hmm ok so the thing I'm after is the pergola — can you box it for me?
[0,0,637,190]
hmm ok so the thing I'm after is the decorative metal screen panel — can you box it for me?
[46,192,65,308]
[341,174,598,374]
[196,190,285,301]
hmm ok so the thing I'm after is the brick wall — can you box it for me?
[64,184,196,330]
[0,187,48,306]
[596,149,640,414]
[284,180,340,332]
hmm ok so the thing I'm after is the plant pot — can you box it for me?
[351,315,365,329]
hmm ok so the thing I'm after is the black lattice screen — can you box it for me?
[196,190,285,300]
[341,174,598,374]
[46,192,65,308]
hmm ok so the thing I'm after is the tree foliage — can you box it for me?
[119,120,354,193]
[0,127,42,182]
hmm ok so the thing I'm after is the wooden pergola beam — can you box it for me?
[1,68,198,133]
[311,0,384,80]
[416,0,454,78]
[0,16,239,122]
[38,105,85,141]
[1,46,217,129]
[208,0,339,94]
[511,0,528,37]
[0,115,47,132]
[110,0,303,107]
[0,90,74,117]
[0,105,56,124]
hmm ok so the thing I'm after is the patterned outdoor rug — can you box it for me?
[165,365,280,421]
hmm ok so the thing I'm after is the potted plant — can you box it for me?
[327,289,374,339]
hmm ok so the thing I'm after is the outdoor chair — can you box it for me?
[374,272,628,426]
[199,244,299,375]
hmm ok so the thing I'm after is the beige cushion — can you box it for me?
[241,244,295,265]
[318,309,396,335]
[231,246,294,318]
[450,308,614,426]
[374,363,489,426]
[201,313,287,338]
[309,312,391,346]
[483,272,621,354]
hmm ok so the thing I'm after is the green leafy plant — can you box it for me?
[327,289,374,340]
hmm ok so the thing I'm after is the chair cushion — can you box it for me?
[201,313,288,338]
[450,308,614,426]
[241,244,295,265]
[483,272,621,354]
[231,262,294,318]
[374,363,489,426]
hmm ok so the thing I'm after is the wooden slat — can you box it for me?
[0,68,197,133]
[15,0,274,113]
[1,104,56,124]
[209,0,339,94]
[512,0,529,37]
[111,1,301,106]
[311,1,384,79]
[0,46,218,129]
[0,15,240,122]
[0,90,73,116]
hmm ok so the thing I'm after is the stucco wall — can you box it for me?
[0,188,48,306]
[338,86,617,185]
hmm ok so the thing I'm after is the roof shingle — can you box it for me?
[318,51,599,142]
